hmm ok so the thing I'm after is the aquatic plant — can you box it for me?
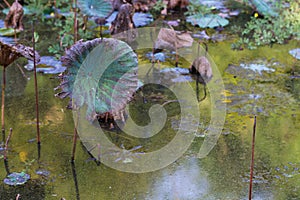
[232,16,295,50]
[56,37,138,160]
[155,27,193,66]
[189,43,212,101]
[56,38,138,119]
[0,40,40,140]
[232,0,299,50]
[150,0,165,17]
[77,0,113,39]
[48,0,114,57]
[48,14,93,57]
[4,0,24,31]
[186,14,229,28]
[0,27,21,37]
[77,0,113,18]
[3,171,30,186]
[247,0,278,17]
[185,0,228,28]
[248,116,257,200]
[185,0,212,16]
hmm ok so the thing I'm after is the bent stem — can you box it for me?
[71,127,78,162]
[1,66,6,142]
[248,116,257,200]
[4,128,12,174]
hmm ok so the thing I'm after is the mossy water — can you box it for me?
[0,6,300,198]
[0,34,299,199]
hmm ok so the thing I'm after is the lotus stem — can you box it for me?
[71,161,80,200]
[14,28,17,43]
[71,127,78,162]
[73,0,78,43]
[0,3,5,9]
[1,66,6,141]
[3,128,12,161]
[32,21,41,157]
[3,0,10,7]
[248,116,257,200]
[100,25,103,40]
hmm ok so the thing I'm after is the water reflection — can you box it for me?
[147,158,209,199]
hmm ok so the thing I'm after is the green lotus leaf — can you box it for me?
[77,0,113,18]
[57,38,138,121]
[0,27,21,37]
[249,0,278,17]
[186,14,229,28]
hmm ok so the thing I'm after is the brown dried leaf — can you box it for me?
[155,28,193,51]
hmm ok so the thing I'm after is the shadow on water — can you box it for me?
[0,179,46,200]
[71,161,80,200]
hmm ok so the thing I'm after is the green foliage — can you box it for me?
[283,0,300,39]
[151,0,165,12]
[186,14,229,28]
[150,0,165,17]
[57,38,138,120]
[248,0,278,17]
[185,0,212,16]
[25,0,49,21]
[232,1,300,50]
[0,28,21,36]
[185,0,228,28]
[48,16,94,58]
[77,0,113,17]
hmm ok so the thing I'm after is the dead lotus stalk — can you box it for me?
[249,116,257,200]
[0,40,40,142]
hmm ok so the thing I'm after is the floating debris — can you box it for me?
[0,20,18,43]
[164,20,180,27]
[24,56,66,74]
[146,52,167,62]
[160,67,193,83]
[289,48,300,60]
[35,169,50,177]
[105,144,145,164]
[105,11,153,27]
[199,0,227,10]
[240,63,275,75]
[3,172,30,186]
[192,30,210,40]
[224,59,297,116]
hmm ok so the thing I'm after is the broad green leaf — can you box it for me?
[186,14,229,28]
[57,38,138,120]
[249,0,278,17]
[77,0,113,18]
[0,28,21,37]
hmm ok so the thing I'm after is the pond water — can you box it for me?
[1,14,300,200]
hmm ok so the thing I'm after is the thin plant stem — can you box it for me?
[100,25,103,40]
[1,66,6,142]
[0,3,5,9]
[3,0,10,7]
[71,127,78,162]
[73,0,78,43]
[14,28,17,43]
[71,161,80,200]
[3,128,12,161]
[248,116,257,200]
[32,21,41,158]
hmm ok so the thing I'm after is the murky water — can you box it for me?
[1,14,300,200]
